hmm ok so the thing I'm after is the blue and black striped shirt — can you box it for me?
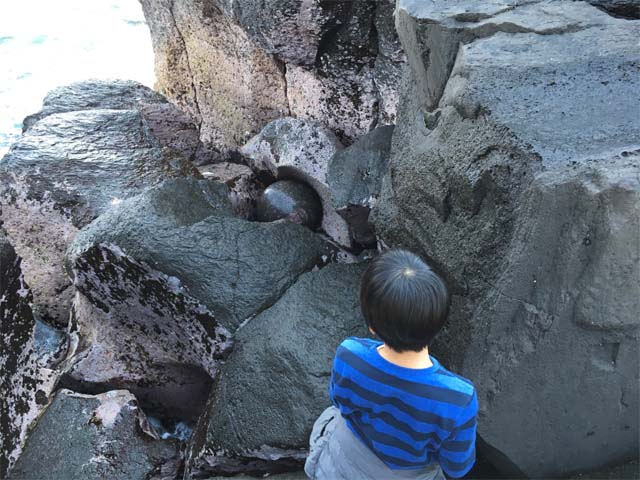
[329,337,478,478]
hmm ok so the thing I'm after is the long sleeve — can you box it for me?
[438,390,478,478]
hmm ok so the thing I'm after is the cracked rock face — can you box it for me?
[0,81,200,327]
[373,1,640,476]
[8,389,181,480]
[0,232,58,478]
[66,177,328,332]
[63,243,233,420]
[327,125,394,248]
[186,262,369,477]
[140,0,405,154]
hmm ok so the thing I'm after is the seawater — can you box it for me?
[0,0,155,157]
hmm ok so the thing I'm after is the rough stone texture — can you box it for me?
[241,117,351,246]
[328,125,394,209]
[0,186,79,327]
[141,0,289,157]
[373,0,408,125]
[198,162,265,219]
[588,0,640,18]
[0,232,58,478]
[9,389,181,480]
[66,178,328,331]
[326,125,394,248]
[186,262,368,477]
[140,0,406,153]
[63,243,233,420]
[0,83,200,327]
[373,2,640,477]
[22,79,201,162]
[255,180,323,229]
[1,108,199,228]
[570,459,640,480]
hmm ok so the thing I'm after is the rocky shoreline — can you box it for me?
[1,1,639,479]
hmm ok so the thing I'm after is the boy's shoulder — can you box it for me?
[339,336,380,353]
[337,337,475,400]
[432,362,476,400]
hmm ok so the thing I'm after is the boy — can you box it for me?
[305,249,477,480]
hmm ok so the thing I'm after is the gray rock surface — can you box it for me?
[0,232,58,478]
[140,0,405,154]
[328,125,394,209]
[186,262,369,477]
[326,125,394,248]
[140,0,290,157]
[373,1,640,477]
[1,108,199,227]
[9,389,180,480]
[198,162,265,219]
[241,117,351,246]
[66,178,328,331]
[63,243,233,420]
[0,82,200,327]
[22,79,202,163]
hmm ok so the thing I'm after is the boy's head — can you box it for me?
[360,249,449,352]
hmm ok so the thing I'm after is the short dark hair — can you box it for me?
[360,249,449,352]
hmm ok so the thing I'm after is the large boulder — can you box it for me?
[22,79,202,163]
[62,244,233,420]
[140,0,405,154]
[240,117,351,246]
[186,262,368,477]
[0,232,58,478]
[9,389,180,480]
[373,1,640,477]
[0,82,200,326]
[66,177,329,332]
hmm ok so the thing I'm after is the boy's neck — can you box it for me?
[377,344,433,369]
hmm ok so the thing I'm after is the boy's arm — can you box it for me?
[438,391,478,478]
[328,350,340,408]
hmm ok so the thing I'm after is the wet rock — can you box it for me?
[0,231,58,478]
[1,108,199,227]
[186,262,368,477]
[374,2,640,477]
[140,0,405,152]
[0,84,200,327]
[9,389,181,480]
[241,117,351,246]
[255,180,323,229]
[33,318,68,369]
[66,177,328,331]
[22,79,201,163]
[198,162,264,219]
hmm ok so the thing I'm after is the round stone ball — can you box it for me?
[255,179,323,229]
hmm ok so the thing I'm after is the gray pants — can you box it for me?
[304,407,446,480]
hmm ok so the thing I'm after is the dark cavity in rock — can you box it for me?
[255,180,323,229]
